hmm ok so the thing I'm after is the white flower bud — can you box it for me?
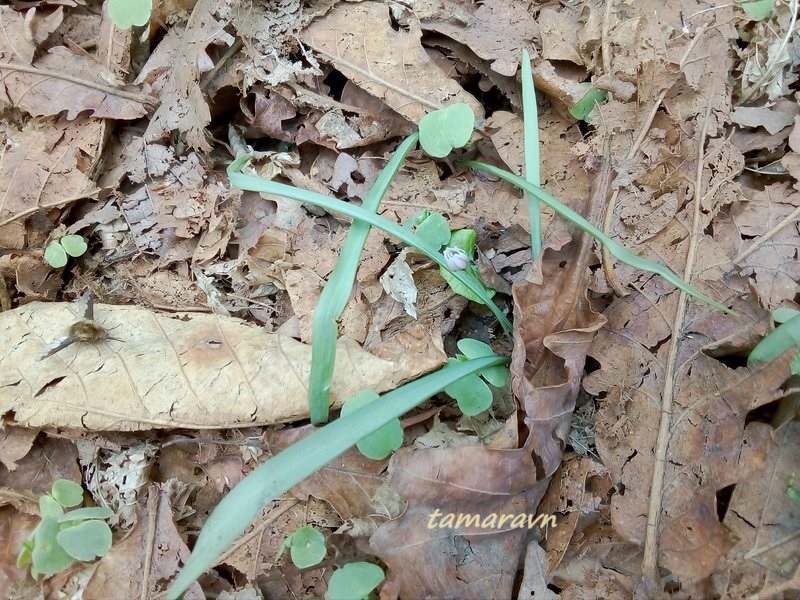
[443,247,470,271]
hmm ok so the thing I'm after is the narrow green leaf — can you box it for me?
[569,85,608,122]
[228,156,512,332]
[465,160,734,315]
[309,133,419,424]
[165,356,508,600]
[440,265,495,304]
[748,313,800,366]
[521,48,542,259]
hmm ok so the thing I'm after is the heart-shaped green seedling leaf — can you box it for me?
[341,390,404,460]
[282,525,327,569]
[32,518,75,576]
[326,561,385,600]
[419,103,475,158]
[569,85,608,122]
[44,241,68,268]
[772,307,800,324]
[39,495,65,519]
[456,338,508,387]
[415,212,451,248]
[404,208,430,230]
[51,479,84,508]
[56,520,112,562]
[741,0,774,20]
[108,0,153,28]
[58,507,114,523]
[443,358,493,416]
[60,235,88,258]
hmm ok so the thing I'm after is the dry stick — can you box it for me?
[141,489,159,600]
[600,26,706,296]
[732,203,800,264]
[0,62,157,105]
[0,188,102,228]
[641,86,716,589]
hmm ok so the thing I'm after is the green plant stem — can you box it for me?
[165,355,509,600]
[521,48,542,259]
[465,160,734,315]
[309,133,420,423]
[227,156,512,331]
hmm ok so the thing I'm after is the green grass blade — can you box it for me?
[165,355,508,600]
[465,160,734,315]
[748,313,800,365]
[228,157,512,331]
[309,133,420,423]
[521,48,542,259]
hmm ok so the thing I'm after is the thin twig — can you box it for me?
[641,86,715,589]
[0,61,157,105]
[0,188,101,228]
[733,203,800,264]
[600,26,706,296]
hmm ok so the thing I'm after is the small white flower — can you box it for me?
[443,247,470,271]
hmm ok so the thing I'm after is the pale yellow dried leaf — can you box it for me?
[0,302,439,431]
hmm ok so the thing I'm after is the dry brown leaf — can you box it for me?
[0,436,81,513]
[0,117,101,248]
[140,0,233,151]
[585,304,792,582]
[370,445,548,600]
[0,505,38,594]
[711,420,800,597]
[422,0,539,77]
[732,182,800,308]
[0,427,37,471]
[302,1,482,124]
[0,7,152,120]
[264,426,388,520]
[0,302,445,431]
[84,485,203,599]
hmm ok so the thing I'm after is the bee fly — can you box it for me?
[38,291,119,360]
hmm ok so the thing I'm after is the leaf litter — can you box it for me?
[0,0,799,598]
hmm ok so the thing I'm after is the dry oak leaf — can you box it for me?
[0,116,101,249]
[0,13,153,121]
[0,302,444,431]
[732,182,800,308]
[83,485,203,599]
[422,0,539,76]
[301,1,483,124]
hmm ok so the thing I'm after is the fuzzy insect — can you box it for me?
[38,291,118,360]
